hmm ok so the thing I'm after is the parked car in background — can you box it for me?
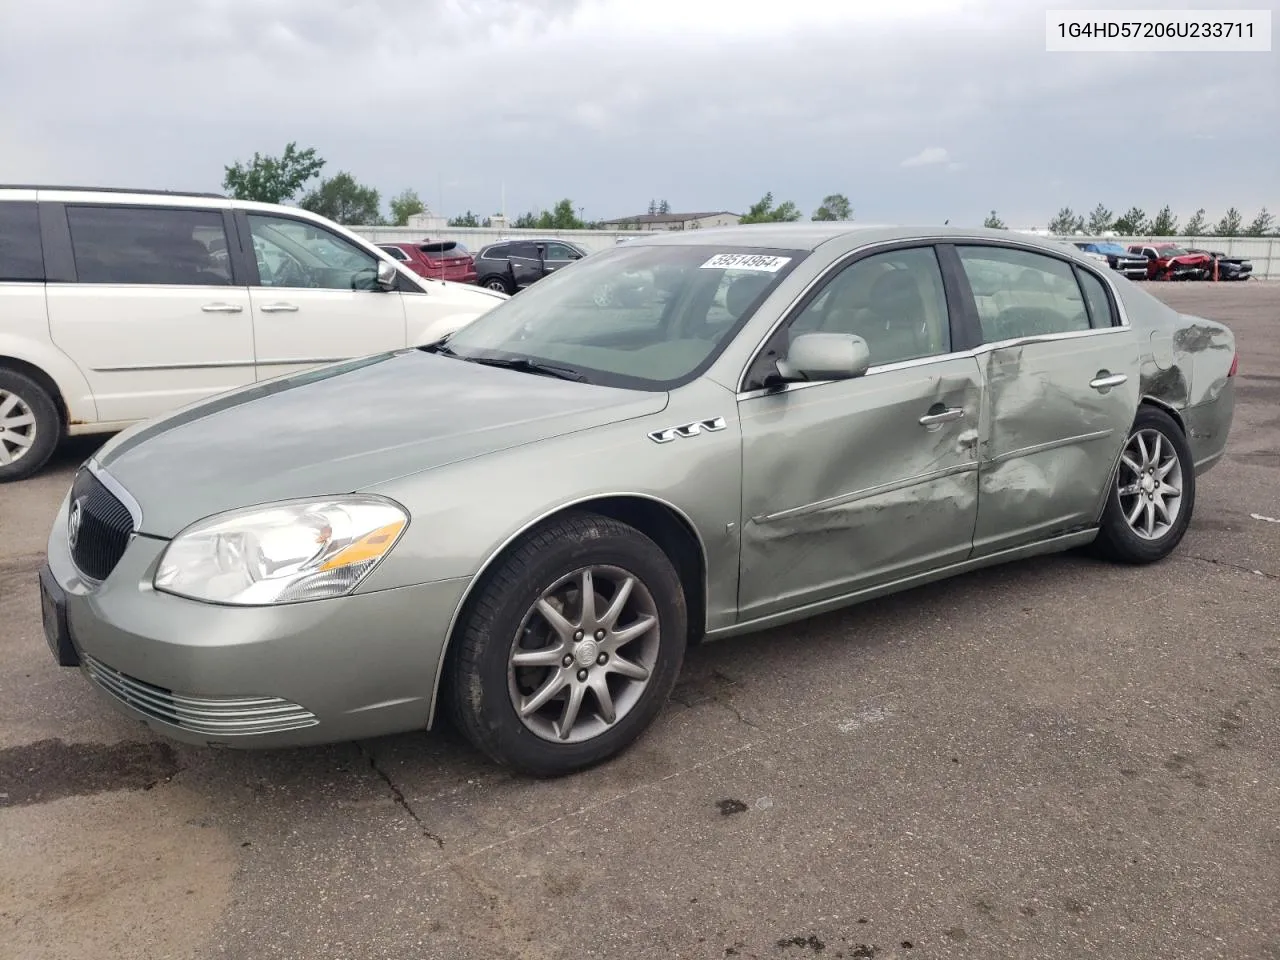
[1127,242,1211,281]
[40,224,1236,776]
[1073,241,1149,281]
[473,238,589,294]
[377,240,477,284]
[0,185,505,482]
[1187,248,1253,281]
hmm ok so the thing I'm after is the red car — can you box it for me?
[1127,243,1211,281]
[377,240,477,284]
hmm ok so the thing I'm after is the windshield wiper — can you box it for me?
[420,341,587,382]
[465,356,589,382]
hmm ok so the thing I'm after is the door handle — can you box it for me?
[1090,373,1127,390]
[201,302,243,313]
[258,302,299,313]
[919,407,966,427]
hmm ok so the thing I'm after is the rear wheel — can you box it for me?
[482,275,513,294]
[1092,406,1195,564]
[0,369,61,483]
[447,512,686,776]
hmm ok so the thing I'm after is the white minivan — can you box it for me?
[0,186,506,481]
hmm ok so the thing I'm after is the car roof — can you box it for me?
[616,223,1100,257]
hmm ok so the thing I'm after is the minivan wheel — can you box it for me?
[0,369,60,482]
[446,512,687,776]
[483,276,513,294]
[1091,406,1196,564]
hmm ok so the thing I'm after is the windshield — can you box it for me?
[1156,245,1189,257]
[438,244,807,390]
[1095,243,1127,254]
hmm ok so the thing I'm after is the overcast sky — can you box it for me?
[1,0,1275,227]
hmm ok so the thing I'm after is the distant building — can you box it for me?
[406,208,449,231]
[598,211,741,232]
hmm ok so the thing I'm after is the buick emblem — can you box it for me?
[67,499,84,550]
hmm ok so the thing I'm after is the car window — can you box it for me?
[788,246,951,366]
[379,245,410,261]
[247,215,380,290]
[546,243,579,260]
[1077,268,1116,328]
[66,205,233,286]
[957,245,1090,341]
[508,242,538,259]
[441,244,807,390]
[0,201,44,282]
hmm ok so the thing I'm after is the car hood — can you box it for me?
[95,351,668,537]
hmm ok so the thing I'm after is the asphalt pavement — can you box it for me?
[1,283,1277,960]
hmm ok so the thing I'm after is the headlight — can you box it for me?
[154,496,408,605]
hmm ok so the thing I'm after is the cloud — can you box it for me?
[901,147,953,168]
[0,0,1274,227]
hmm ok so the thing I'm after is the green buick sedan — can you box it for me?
[40,225,1237,776]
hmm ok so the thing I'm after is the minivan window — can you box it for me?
[67,207,234,285]
[247,215,380,290]
[0,202,44,282]
[67,205,233,285]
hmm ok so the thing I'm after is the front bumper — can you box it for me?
[43,492,470,748]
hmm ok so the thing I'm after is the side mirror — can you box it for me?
[776,332,871,382]
[375,259,398,291]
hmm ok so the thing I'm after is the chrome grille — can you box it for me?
[69,469,135,581]
[83,654,319,736]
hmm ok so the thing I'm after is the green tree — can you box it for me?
[1245,207,1274,237]
[222,141,325,204]
[513,211,539,228]
[1149,205,1178,236]
[388,189,425,226]
[983,210,1006,229]
[811,193,853,221]
[657,199,671,215]
[1214,207,1243,237]
[740,192,802,223]
[1086,203,1113,234]
[1184,208,1208,236]
[448,210,481,227]
[536,199,585,230]
[1112,207,1149,235]
[298,172,382,225]
[1047,207,1084,234]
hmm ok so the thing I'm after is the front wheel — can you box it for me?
[446,512,687,776]
[0,369,61,483]
[1092,406,1196,564]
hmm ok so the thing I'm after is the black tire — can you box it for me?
[482,275,513,294]
[446,511,687,776]
[0,368,61,483]
[1091,406,1196,564]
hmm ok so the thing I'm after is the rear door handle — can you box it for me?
[919,407,966,427]
[258,302,299,313]
[201,302,243,313]
[1090,373,1127,390]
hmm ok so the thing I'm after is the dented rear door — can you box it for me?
[737,357,983,622]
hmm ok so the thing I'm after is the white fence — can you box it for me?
[349,226,1280,279]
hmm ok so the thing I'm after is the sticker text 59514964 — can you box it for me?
[700,253,792,272]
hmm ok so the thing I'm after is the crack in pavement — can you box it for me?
[356,742,445,849]
[1183,553,1280,582]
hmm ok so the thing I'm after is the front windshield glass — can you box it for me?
[438,244,808,389]
[1157,245,1189,257]
[1096,243,1127,254]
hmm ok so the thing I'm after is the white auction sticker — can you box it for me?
[700,253,792,272]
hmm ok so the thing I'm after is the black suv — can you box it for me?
[473,238,588,294]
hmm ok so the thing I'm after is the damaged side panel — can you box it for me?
[971,328,1140,557]
[736,356,983,622]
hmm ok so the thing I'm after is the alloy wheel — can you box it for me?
[508,565,661,744]
[1117,428,1183,540]
[0,389,37,466]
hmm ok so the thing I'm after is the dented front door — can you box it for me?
[737,358,983,623]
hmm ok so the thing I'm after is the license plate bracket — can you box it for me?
[39,566,80,667]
